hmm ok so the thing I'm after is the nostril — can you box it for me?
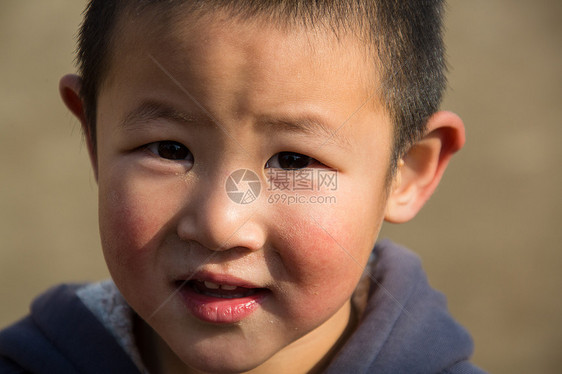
[178,218,266,254]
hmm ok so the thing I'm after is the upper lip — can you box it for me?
[176,270,264,289]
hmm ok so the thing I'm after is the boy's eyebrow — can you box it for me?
[262,117,351,149]
[120,101,205,129]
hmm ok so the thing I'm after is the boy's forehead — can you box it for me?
[106,5,378,92]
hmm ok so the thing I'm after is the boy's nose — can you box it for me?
[176,172,266,253]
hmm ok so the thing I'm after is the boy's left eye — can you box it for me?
[265,152,316,170]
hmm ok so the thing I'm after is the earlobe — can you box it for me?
[59,74,98,180]
[385,111,465,223]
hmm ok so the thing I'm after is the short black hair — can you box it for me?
[77,0,447,170]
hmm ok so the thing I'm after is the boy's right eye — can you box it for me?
[146,141,194,163]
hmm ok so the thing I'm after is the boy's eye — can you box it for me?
[265,152,315,170]
[146,141,194,162]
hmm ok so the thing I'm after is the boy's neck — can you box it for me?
[135,300,356,374]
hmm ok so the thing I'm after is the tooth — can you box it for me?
[221,285,237,291]
[204,281,220,289]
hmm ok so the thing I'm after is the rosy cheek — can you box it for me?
[279,216,362,293]
[99,182,166,269]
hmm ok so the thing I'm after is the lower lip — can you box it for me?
[178,285,267,324]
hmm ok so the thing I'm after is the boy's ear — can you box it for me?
[59,74,98,180]
[385,111,465,223]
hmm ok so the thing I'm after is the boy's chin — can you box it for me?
[148,321,287,373]
[170,343,277,374]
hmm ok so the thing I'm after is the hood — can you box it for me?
[326,240,486,374]
[0,284,140,374]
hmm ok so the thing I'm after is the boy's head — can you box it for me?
[60,1,464,372]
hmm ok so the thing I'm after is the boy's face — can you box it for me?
[94,11,394,373]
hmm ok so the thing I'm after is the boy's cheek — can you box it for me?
[272,215,367,311]
[98,177,173,267]
[98,190,175,313]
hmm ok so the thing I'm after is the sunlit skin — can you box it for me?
[60,8,464,374]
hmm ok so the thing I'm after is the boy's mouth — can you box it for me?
[175,278,269,324]
[177,280,262,299]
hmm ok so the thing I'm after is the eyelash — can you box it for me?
[144,142,320,171]
[145,141,194,163]
[265,152,319,170]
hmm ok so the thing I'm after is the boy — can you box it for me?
[0,1,486,373]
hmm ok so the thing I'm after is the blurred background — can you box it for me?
[0,1,560,373]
